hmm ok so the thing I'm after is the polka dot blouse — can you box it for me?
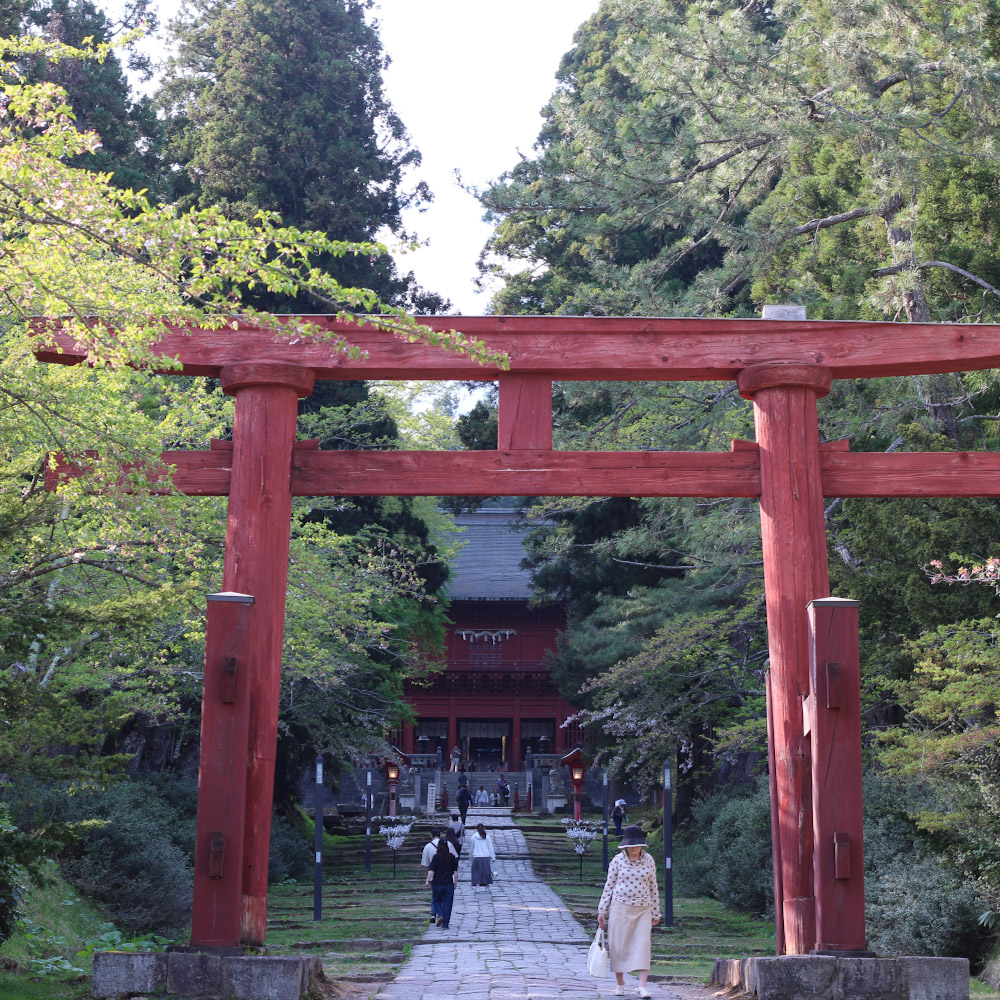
[598,850,661,920]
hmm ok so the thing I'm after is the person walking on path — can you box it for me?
[446,813,464,853]
[420,828,457,920]
[426,838,459,928]
[597,825,661,999]
[450,745,460,773]
[474,785,490,806]
[456,783,472,825]
[469,822,497,888]
[612,799,628,836]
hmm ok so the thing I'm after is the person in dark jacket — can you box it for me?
[456,783,472,824]
[425,838,459,928]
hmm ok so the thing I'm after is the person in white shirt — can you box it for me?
[469,823,497,888]
[420,828,457,919]
[474,785,490,805]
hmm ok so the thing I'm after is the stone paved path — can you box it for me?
[376,808,715,1000]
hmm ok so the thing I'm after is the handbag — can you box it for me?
[586,926,608,978]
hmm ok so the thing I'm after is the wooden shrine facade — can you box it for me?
[37,311,1000,958]
[395,510,574,768]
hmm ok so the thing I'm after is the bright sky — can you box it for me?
[372,1,602,314]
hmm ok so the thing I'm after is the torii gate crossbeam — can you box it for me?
[38,313,1000,956]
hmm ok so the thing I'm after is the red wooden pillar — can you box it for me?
[190,593,254,948]
[806,597,867,952]
[219,360,315,947]
[498,374,552,450]
[511,699,521,770]
[738,363,832,955]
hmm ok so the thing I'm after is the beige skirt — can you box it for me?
[608,900,652,973]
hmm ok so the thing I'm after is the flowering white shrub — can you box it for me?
[566,826,598,855]
[379,821,412,851]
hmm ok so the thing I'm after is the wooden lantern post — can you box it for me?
[562,746,587,822]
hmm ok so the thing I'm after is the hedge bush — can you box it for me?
[680,778,774,916]
[57,780,194,934]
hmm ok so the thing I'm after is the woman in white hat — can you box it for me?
[612,798,628,836]
[597,825,660,998]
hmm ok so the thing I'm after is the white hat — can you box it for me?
[614,798,626,807]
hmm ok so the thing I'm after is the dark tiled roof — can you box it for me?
[446,510,533,600]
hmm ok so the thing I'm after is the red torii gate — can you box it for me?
[37,313,1000,957]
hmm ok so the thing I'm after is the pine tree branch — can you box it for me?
[871,260,1000,298]
[791,206,877,235]
[872,62,948,97]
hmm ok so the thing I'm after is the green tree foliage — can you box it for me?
[481,0,1000,321]
[23,0,165,195]
[479,3,1000,867]
[158,0,444,310]
[0,32,488,939]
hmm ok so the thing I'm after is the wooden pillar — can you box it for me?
[738,363,832,955]
[190,593,254,948]
[498,374,552,450]
[219,360,315,948]
[511,698,521,771]
[806,597,867,952]
[447,698,457,763]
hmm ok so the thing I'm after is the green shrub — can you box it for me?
[864,775,991,961]
[0,803,54,945]
[866,853,987,958]
[679,779,774,915]
[268,813,310,884]
[54,780,194,934]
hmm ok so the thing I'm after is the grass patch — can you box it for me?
[263,821,435,985]
[0,820,436,998]
[515,811,774,982]
[0,861,110,1000]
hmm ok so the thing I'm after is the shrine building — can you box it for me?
[396,509,577,768]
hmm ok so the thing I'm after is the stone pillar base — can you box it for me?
[91,950,322,999]
[711,955,969,1000]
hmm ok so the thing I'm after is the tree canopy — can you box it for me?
[480,0,1000,322]
[159,0,444,310]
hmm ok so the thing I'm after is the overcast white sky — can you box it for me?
[372,1,601,313]
[134,1,601,314]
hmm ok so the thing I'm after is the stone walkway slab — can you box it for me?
[377,809,715,1000]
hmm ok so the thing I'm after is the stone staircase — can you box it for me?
[436,770,528,808]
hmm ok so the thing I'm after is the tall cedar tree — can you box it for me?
[10,0,164,196]
[158,0,445,311]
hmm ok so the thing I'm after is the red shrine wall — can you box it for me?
[399,599,574,768]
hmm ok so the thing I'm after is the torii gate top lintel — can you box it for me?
[35,314,1000,382]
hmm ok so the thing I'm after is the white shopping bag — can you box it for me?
[586,926,608,978]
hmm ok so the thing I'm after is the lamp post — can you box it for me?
[364,761,372,875]
[313,753,323,921]
[602,770,609,872]
[385,758,401,818]
[663,756,673,927]
[562,746,588,822]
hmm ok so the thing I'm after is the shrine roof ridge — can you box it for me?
[32,314,1000,382]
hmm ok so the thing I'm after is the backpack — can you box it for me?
[612,805,624,819]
